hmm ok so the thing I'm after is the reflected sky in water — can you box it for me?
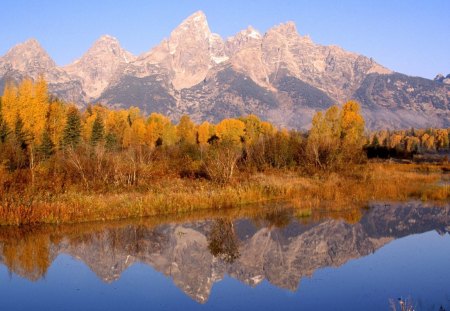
[0,202,449,311]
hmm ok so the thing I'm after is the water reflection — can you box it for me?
[0,202,449,303]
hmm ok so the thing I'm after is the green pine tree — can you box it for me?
[105,132,118,152]
[62,107,82,149]
[90,115,105,146]
[14,114,28,150]
[39,129,55,159]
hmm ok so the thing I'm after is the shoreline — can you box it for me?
[0,162,448,226]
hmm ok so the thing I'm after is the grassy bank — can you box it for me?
[0,162,448,226]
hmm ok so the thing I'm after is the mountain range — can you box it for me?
[1,11,449,129]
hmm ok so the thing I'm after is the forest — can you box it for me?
[0,78,448,225]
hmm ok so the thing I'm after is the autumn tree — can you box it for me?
[215,118,245,145]
[46,100,66,148]
[306,101,366,171]
[176,115,196,145]
[0,98,10,144]
[1,82,18,128]
[436,129,449,150]
[339,101,365,157]
[306,106,341,170]
[146,113,176,147]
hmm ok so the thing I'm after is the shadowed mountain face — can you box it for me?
[0,203,448,303]
[1,12,449,129]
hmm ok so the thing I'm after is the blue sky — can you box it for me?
[1,0,449,79]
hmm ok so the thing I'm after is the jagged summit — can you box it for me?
[268,21,298,36]
[244,26,262,39]
[1,38,56,71]
[172,11,211,38]
[64,35,135,99]
[181,11,208,26]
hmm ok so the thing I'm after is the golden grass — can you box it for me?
[0,162,448,226]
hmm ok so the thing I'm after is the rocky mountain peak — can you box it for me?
[225,26,262,57]
[242,26,262,40]
[79,35,134,64]
[1,38,56,71]
[64,35,135,99]
[163,11,222,89]
[172,11,211,39]
[268,21,298,37]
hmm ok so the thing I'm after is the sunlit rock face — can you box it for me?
[0,203,449,303]
[64,35,135,100]
[1,11,449,129]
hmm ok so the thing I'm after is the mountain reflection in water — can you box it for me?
[0,202,449,304]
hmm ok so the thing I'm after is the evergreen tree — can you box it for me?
[90,114,105,146]
[39,129,55,159]
[14,114,28,150]
[105,132,119,152]
[62,107,81,149]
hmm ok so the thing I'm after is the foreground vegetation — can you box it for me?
[0,79,449,226]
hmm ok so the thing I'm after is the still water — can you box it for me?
[0,202,449,311]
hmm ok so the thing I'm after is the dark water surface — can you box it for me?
[0,202,449,311]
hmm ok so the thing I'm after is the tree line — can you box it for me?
[366,127,450,159]
[0,77,420,194]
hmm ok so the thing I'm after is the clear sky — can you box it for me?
[1,0,449,79]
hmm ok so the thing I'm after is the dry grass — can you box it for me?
[286,162,449,211]
[0,162,448,226]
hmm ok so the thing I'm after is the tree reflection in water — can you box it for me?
[0,202,448,305]
[207,219,240,263]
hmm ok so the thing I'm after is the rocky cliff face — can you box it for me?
[0,203,448,303]
[1,11,449,129]
[64,35,135,100]
[434,73,450,85]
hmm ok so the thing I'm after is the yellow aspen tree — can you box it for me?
[47,101,67,146]
[340,101,365,148]
[122,126,133,148]
[105,110,130,147]
[240,115,262,144]
[176,115,196,145]
[128,107,141,125]
[1,82,18,127]
[421,133,435,151]
[436,129,449,149]
[215,118,245,145]
[82,112,97,142]
[14,78,48,143]
[405,136,420,152]
[260,121,276,136]
[130,118,147,146]
[389,134,403,149]
[146,113,176,147]
[197,121,214,146]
